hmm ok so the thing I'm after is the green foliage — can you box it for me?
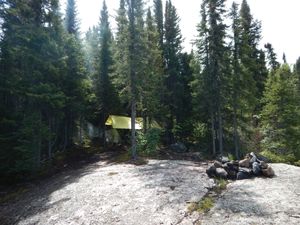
[215,178,228,193]
[192,122,208,141]
[198,197,214,212]
[294,160,300,167]
[153,0,163,50]
[1,0,299,182]
[65,0,79,35]
[0,0,89,179]
[261,65,300,159]
[137,128,162,156]
[188,197,214,213]
[260,150,296,164]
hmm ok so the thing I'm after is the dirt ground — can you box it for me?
[1,157,299,225]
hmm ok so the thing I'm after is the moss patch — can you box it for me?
[188,196,215,213]
[188,178,229,214]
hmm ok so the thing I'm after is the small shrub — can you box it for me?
[197,196,214,212]
[187,197,214,213]
[192,122,208,141]
[216,178,228,190]
[213,178,228,194]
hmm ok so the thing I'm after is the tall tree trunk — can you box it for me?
[101,114,107,147]
[217,104,223,156]
[64,122,68,151]
[36,110,42,168]
[48,116,52,159]
[79,116,83,145]
[233,96,239,160]
[210,111,216,156]
[131,98,137,160]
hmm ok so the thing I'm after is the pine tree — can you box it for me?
[239,0,262,103]
[295,57,300,75]
[63,0,87,149]
[153,0,163,50]
[264,43,280,71]
[282,53,287,64]
[0,0,68,175]
[65,0,79,36]
[194,1,217,155]
[255,50,269,100]
[96,1,120,145]
[261,65,300,159]
[163,0,183,143]
[84,26,99,75]
[229,2,241,159]
[142,8,164,124]
[126,0,147,159]
[113,0,130,104]
[196,0,228,156]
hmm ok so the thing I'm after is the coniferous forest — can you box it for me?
[1,0,300,182]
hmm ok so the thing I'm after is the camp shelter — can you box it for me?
[105,115,143,130]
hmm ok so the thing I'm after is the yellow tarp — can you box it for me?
[105,115,143,130]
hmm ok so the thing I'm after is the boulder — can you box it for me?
[262,165,275,177]
[260,161,268,169]
[239,158,250,168]
[252,162,262,175]
[217,156,230,164]
[215,168,228,179]
[213,161,223,168]
[249,152,258,164]
[206,165,217,178]
[237,171,252,180]
[223,161,239,180]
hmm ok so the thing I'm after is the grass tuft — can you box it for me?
[188,197,215,213]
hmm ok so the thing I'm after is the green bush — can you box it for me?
[294,160,300,167]
[260,150,296,164]
[192,122,208,141]
[137,128,162,156]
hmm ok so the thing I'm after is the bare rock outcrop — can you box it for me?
[200,164,300,225]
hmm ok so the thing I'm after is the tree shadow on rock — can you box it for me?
[213,184,270,217]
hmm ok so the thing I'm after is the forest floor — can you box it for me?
[0,151,300,225]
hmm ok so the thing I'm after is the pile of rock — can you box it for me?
[206,152,275,180]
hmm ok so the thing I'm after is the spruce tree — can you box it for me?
[142,8,164,124]
[0,0,68,175]
[239,0,262,103]
[194,1,217,155]
[127,0,147,159]
[113,0,130,104]
[229,2,241,159]
[63,0,86,149]
[84,26,99,75]
[153,0,163,50]
[196,0,228,156]
[65,0,79,36]
[261,65,300,159]
[264,43,280,71]
[96,1,119,145]
[163,0,183,143]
